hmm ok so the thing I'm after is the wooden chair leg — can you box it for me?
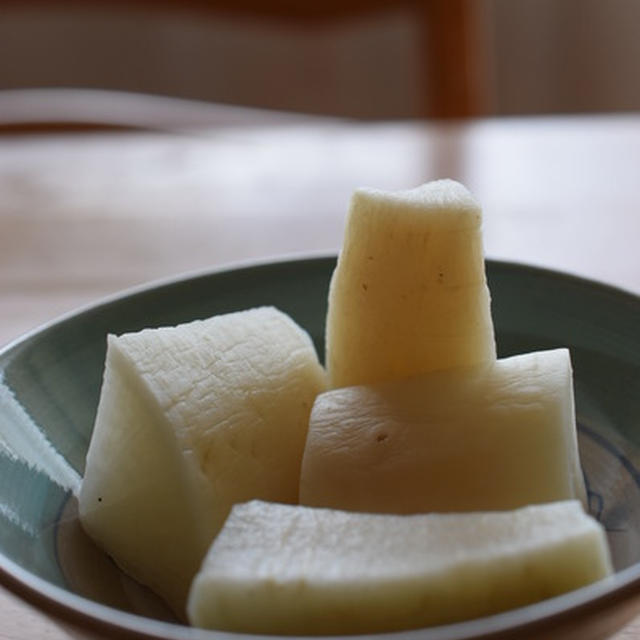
[421,0,491,118]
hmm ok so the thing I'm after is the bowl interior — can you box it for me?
[2,257,640,637]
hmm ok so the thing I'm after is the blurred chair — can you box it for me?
[0,0,491,121]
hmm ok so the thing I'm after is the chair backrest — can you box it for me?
[0,0,490,119]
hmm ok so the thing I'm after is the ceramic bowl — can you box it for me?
[2,257,640,640]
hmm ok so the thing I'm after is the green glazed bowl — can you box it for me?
[2,257,640,640]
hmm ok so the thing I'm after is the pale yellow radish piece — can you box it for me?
[300,348,586,514]
[187,499,611,635]
[326,179,495,388]
[79,307,325,616]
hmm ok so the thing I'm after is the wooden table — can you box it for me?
[1,91,640,639]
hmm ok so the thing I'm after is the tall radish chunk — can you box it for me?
[326,179,496,388]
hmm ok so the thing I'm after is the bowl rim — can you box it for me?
[2,254,640,640]
[2,251,640,357]
[3,548,640,640]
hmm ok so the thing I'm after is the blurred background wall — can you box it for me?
[491,0,640,115]
[0,0,639,118]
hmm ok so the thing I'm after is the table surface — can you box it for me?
[1,90,639,639]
